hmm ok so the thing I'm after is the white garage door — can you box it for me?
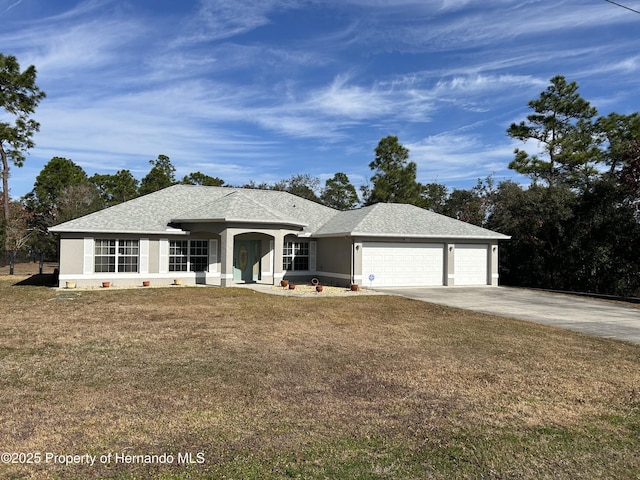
[362,242,444,287]
[454,245,488,286]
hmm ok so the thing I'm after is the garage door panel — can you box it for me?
[454,245,488,286]
[362,242,444,287]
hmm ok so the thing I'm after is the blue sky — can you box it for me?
[2,0,639,199]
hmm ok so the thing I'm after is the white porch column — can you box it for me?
[220,228,235,287]
[272,230,285,284]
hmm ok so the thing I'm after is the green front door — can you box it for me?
[233,240,261,283]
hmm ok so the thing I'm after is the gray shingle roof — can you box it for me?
[313,203,510,239]
[50,185,509,240]
[49,185,336,234]
[171,190,308,227]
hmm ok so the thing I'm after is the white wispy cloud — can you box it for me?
[408,133,517,184]
[171,0,302,46]
[341,0,637,53]
[0,0,22,15]
[307,75,392,119]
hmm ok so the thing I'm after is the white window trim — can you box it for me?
[139,238,149,274]
[83,237,94,274]
[159,238,169,274]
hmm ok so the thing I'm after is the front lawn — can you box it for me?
[1,276,639,479]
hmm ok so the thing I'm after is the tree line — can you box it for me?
[1,52,639,295]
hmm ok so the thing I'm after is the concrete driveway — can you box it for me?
[375,286,640,345]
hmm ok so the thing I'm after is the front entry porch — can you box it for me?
[219,230,289,287]
[233,239,262,283]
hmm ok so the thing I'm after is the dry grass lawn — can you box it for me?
[1,270,640,479]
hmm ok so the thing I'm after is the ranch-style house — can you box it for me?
[50,185,510,288]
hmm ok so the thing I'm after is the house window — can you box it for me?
[190,240,209,272]
[95,239,116,272]
[283,240,309,271]
[169,240,188,271]
[95,239,139,273]
[118,240,139,272]
[169,240,208,272]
